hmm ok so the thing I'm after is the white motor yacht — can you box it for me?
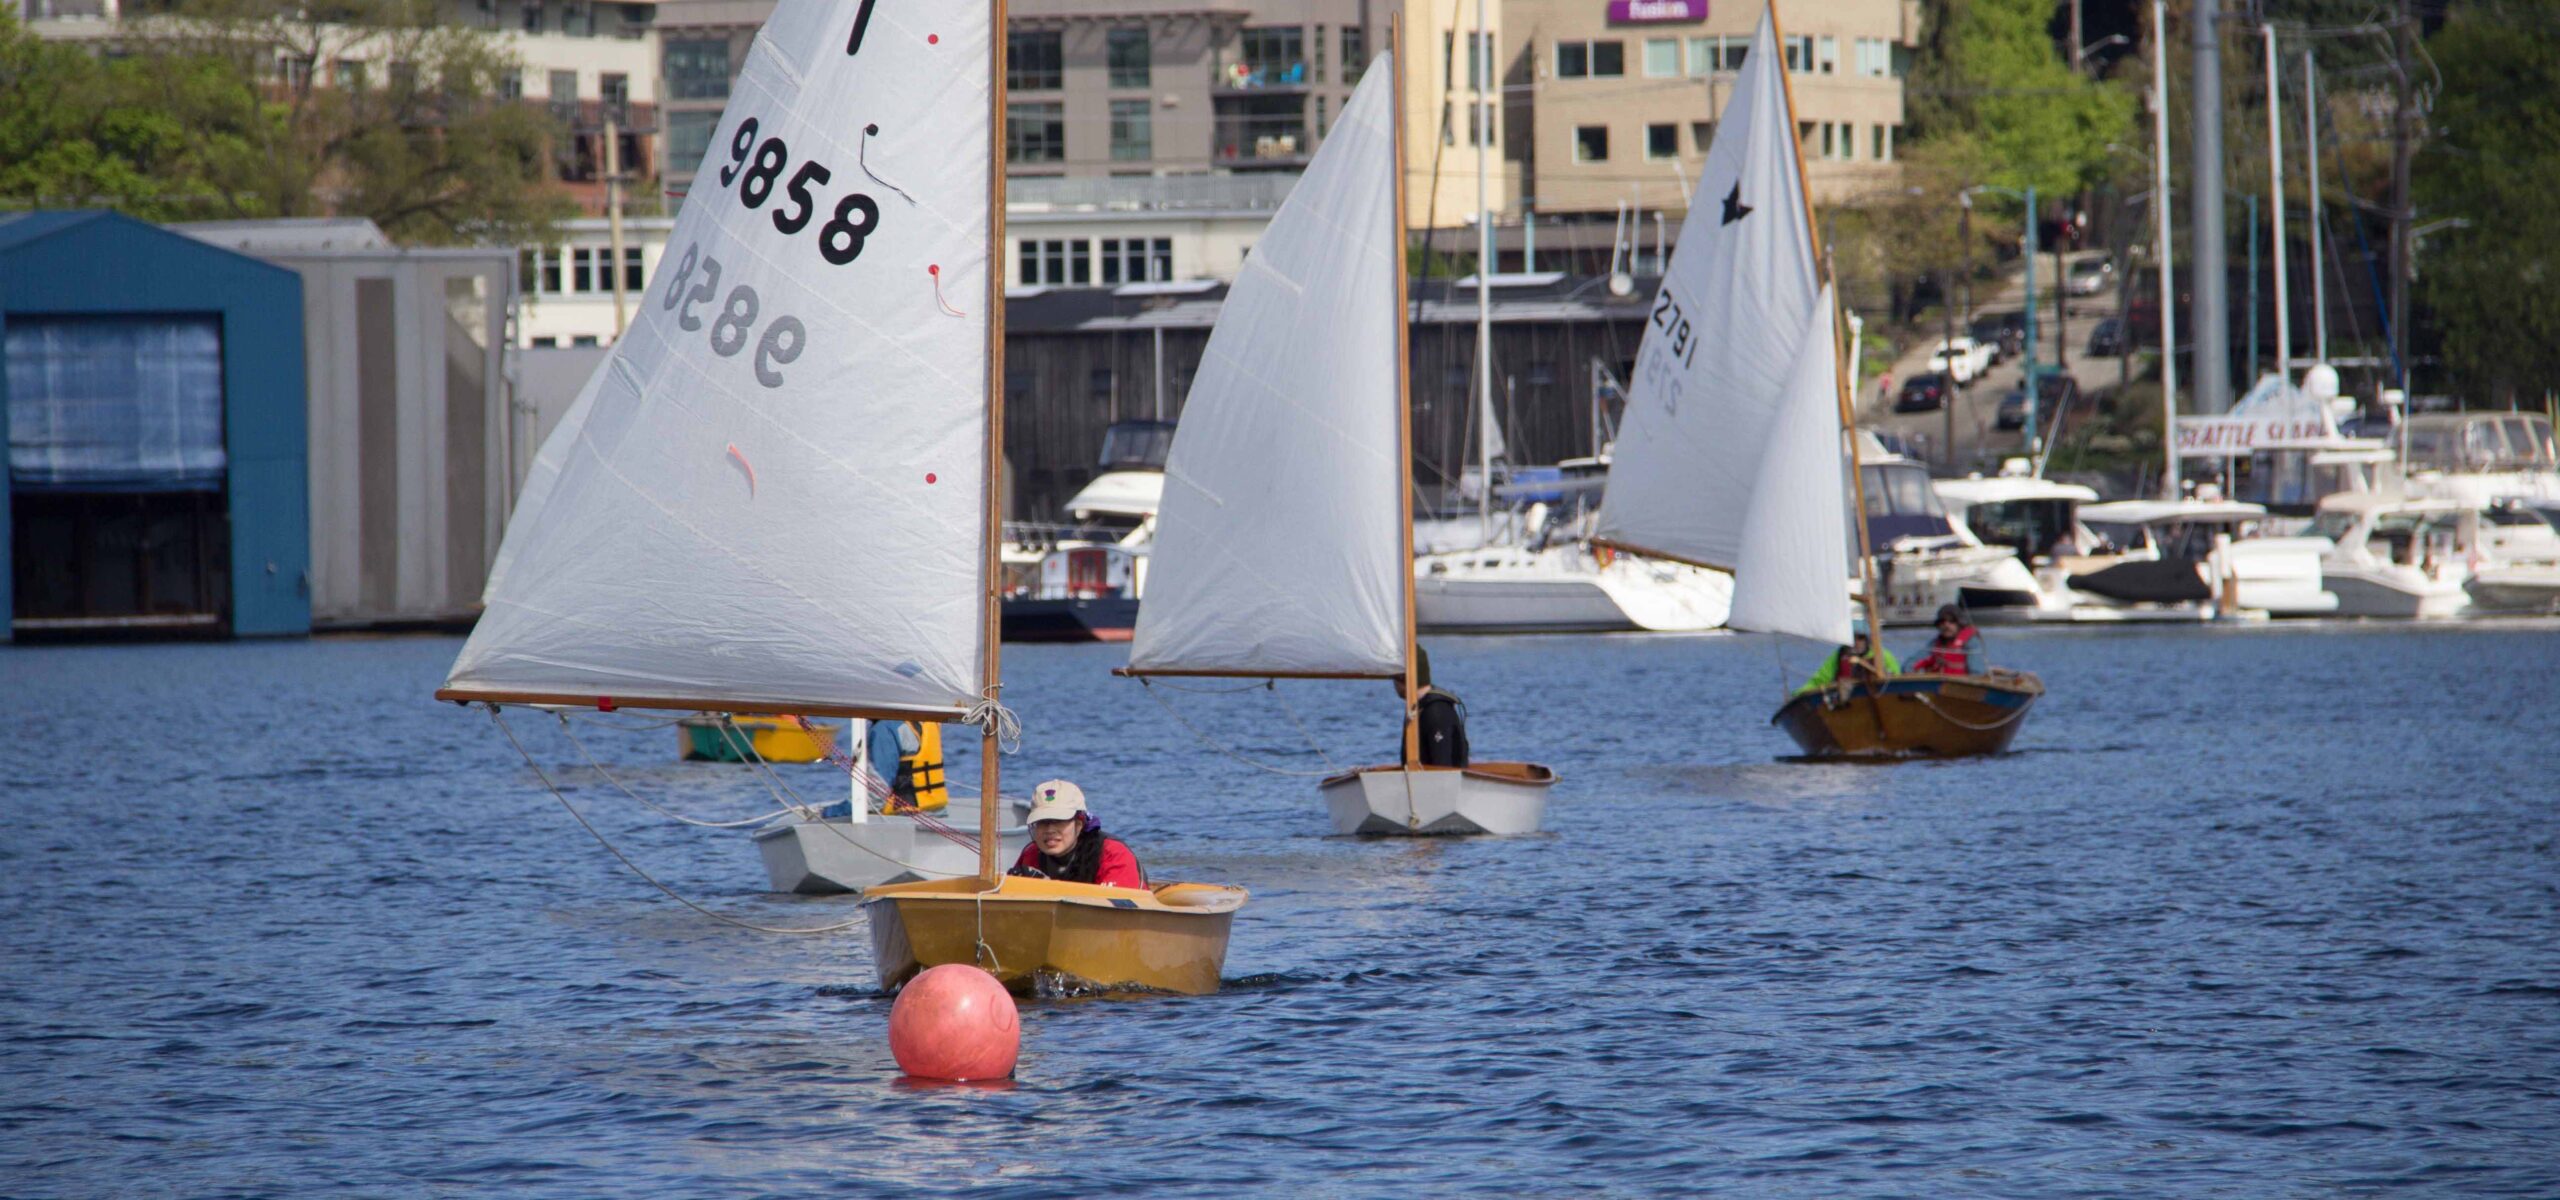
[1859,444,2047,626]
[2309,494,2479,619]
[1933,470,2107,621]
[2392,411,2560,520]
[2072,499,2337,618]
[1415,534,1733,633]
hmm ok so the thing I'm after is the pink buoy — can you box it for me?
[887,964,1020,1082]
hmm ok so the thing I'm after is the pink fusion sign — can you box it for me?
[1608,0,1707,23]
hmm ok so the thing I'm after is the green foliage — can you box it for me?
[1909,0,2138,197]
[2415,0,2560,404]
[1,1,572,244]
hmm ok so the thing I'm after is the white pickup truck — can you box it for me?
[1925,336,1997,384]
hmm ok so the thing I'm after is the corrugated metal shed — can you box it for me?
[0,210,311,639]
[177,221,515,629]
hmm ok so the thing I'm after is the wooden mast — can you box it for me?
[977,0,1010,887]
[1391,11,1421,768]
[1769,0,1885,644]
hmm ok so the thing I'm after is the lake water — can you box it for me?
[2,624,2555,1196]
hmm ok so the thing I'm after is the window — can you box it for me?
[1467,30,1494,90]
[1007,102,1065,163]
[1008,30,1061,90]
[498,70,522,100]
[1854,37,1891,78]
[539,249,560,293]
[572,335,599,347]
[1784,35,1811,73]
[521,0,541,32]
[1017,239,1092,286]
[336,58,366,90]
[1574,124,1608,163]
[1108,27,1149,87]
[1554,39,1623,79]
[1691,120,1714,151]
[1873,124,1893,161]
[599,72,628,123]
[1468,103,1492,147]
[1343,24,1365,81]
[1109,99,1151,161]
[1316,94,1328,137]
[623,246,644,292]
[1237,26,1304,85]
[277,53,314,89]
[548,68,578,110]
[666,38,730,99]
[531,336,558,348]
[570,247,595,292]
[1646,123,1677,160]
[667,110,718,169]
[1312,26,1326,83]
[1817,35,1837,74]
[1644,37,1679,78]
[1150,237,1172,281]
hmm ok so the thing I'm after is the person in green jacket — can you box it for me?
[1796,628,1901,695]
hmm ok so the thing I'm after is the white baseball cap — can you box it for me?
[1025,779,1087,825]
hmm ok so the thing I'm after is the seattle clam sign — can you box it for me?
[1609,0,1707,22]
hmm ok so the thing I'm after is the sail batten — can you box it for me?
[1125,57,1408,679]
[447,0,995,716]
[1591,8,1818,582]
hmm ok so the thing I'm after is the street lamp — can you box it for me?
[1963,184,2041,453]
[2075,34,2131,67]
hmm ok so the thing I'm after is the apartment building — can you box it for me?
[1505,0,1918,216]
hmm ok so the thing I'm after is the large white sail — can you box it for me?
[448,0,991,718]
[1126,58,1405,678]
[1592,7,1817,571]
[1728,285,1852,646]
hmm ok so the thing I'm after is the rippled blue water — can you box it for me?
[3,623,2556,1196]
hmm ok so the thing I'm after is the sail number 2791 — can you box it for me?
[1650,288,1700,367]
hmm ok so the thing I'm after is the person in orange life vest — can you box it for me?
[1910,604,1981,676]
[1007,779,1145,889]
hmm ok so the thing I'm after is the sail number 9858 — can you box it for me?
[718,117,881,266]
[659,242,807,389]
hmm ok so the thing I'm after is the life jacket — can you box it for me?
[889,722,947,812]
[1415,689,1470,768]
[1922,626,1977,675]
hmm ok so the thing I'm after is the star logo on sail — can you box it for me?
[1721,182,1752,226]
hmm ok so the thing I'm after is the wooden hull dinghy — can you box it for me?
[1771,671,2043,758]
[862,874,1247,996]
[752,800,1030,895]
[1317,761,1556,836]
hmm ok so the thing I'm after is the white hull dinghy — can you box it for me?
[1116,40,1555,835]
[1318,762,1555,837]
[753,798,1031,895]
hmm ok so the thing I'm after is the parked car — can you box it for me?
[1968,310,2027,360]
[2065,257,2114,296]
[1895,372,1952,413]
[1925,336,1997,384]
[2086,316,2125,357]
[1994,373,2086,432]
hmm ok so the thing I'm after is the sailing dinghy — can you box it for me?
[1591,2,2042,759]
[1118,37,1557,836]
[440,0,1242,994]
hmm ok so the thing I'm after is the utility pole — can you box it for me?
[2304,48,2326,365]
[605,115,628,338]
[2390,0,2414,389]
[2190,0,2230,414]
[2154,0,2179,499]
[1941,266,1957,465]
[2264,25,2290,382]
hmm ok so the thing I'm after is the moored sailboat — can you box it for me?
[1116,33,1557,837]
[437,0,1241,995]
[1589,2,2043,759]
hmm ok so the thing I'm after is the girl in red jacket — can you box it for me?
[1009,779,1146,890]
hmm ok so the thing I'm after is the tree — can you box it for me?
[160,0,576,245]
[2415,0,2560,405]
[0,13,245,217]
[1909,0,2138,198]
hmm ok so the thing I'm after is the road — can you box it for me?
[1858,251,2136,473]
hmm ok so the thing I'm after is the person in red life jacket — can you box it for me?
[1910,605,1981,676]
[1006,779,1145,890]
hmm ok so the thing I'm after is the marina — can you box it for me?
[3,625,2555,1192]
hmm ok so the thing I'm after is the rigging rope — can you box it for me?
[788,715,984,853]
[487,706,868,935]
[552,711,806,829]
[1913,692,2033,731]
[1136,677,1341,778]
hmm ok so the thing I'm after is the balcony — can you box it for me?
[1213,114,1309,167]
[1215,57,1310,92]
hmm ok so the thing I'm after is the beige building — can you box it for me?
[1505,0,1918,219]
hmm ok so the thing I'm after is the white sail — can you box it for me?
[1728,286,1852,646]
[1126,58,1405,678]
[447,0,992,718]
[1592,7,1817,571]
